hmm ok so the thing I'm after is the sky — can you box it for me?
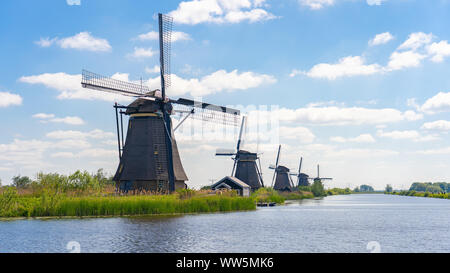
[1,0,450,190]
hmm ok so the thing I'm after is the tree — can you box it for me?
[359,184,374,192]
[12,175,32,189]
[385,184,393,193]
[311,179,325,197]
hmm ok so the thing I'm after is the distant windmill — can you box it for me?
[269,145,297,192]
[215,116,264,190]
[81,13,240,193]
[296,157,310,187]
[308,164,333,184]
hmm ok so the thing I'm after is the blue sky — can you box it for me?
[1,0,450,190]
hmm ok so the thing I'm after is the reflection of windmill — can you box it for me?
[296,157,310,187]
[81,13,240,193]
[308,164,332,184]
[215,116,264,190]
[269,145,296,192]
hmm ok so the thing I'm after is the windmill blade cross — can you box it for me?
[271,145,281,187]
[81,70,156,98]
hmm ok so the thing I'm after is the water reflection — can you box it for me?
[0,194,449,253]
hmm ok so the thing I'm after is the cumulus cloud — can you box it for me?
[35,32,111,52]
[366,0,387,5]
[421,120,450,131]
[19,73,132,102]
[137,31,191,42]
[299,0,335,10]
[427,40,450,63]
[377,129,439,142]
[386,50,426,71]
[20,69,275,100]
[66,0,81,5]
[419,91,450,114]
[145,65,160,74]
[415,147,450,155]
[397,32,433,51]
[292,31,442,80]
[330,134,376,143]
[128,47,157,59]
[46,129,115,139]
[0,91,22,107]
[33,113,84,125]
[295,56,382,80]
[168,0,276,24]
[250,106,422,126]
[369,32,394,46]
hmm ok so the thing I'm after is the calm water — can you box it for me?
[0,194,449,253]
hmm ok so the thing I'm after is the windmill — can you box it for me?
[308,164,333,185]
[296,157,310,187]
[81,13,240,193]
[269,145,297,192]
[215,116,264,191]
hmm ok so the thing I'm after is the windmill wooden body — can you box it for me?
[81,14,240,193]
[269,145,297,192]
[296,157,310,187]
[215,116,264,191]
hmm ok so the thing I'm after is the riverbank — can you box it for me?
[0,192,256,218]
[386,191,450,199]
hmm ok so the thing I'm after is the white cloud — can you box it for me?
[330,134,376,143]
[32,113,55,119]
[397,32,433,51]
[366,0,387,6]
[52,148,116,158]
[386,50,426,71]
[292,32,441,80]
[251,106,422,126]
[169,0,276,24]
[419,91,450,114]
[34,37,57,47]
[377,130,439,142]
[416,147,450,155]
[20,70,275,100]
[369,32,394,46]
[421,120,450,131]
[300,0,334,10]
[36,32,111,52]
[146,69,277,97]
[0,92,22,107]
[50,116,84,125]
[296,56,382,80]
[128,47,157,59]
[67,0,81,5]
[427,40,450,63]
[46,129,114,140]
[137,31,191,42]
[145,65,160,74]
[278,126,315,143]
[32,113,84,125]
[19,73,132,102]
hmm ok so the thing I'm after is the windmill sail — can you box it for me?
[80,13,241,193]
[215,116,263,190]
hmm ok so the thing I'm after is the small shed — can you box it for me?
[211,176,251,197]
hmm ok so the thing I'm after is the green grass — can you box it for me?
[387,191,450,200]
[251,188,285,204]
[0,190,256,218]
